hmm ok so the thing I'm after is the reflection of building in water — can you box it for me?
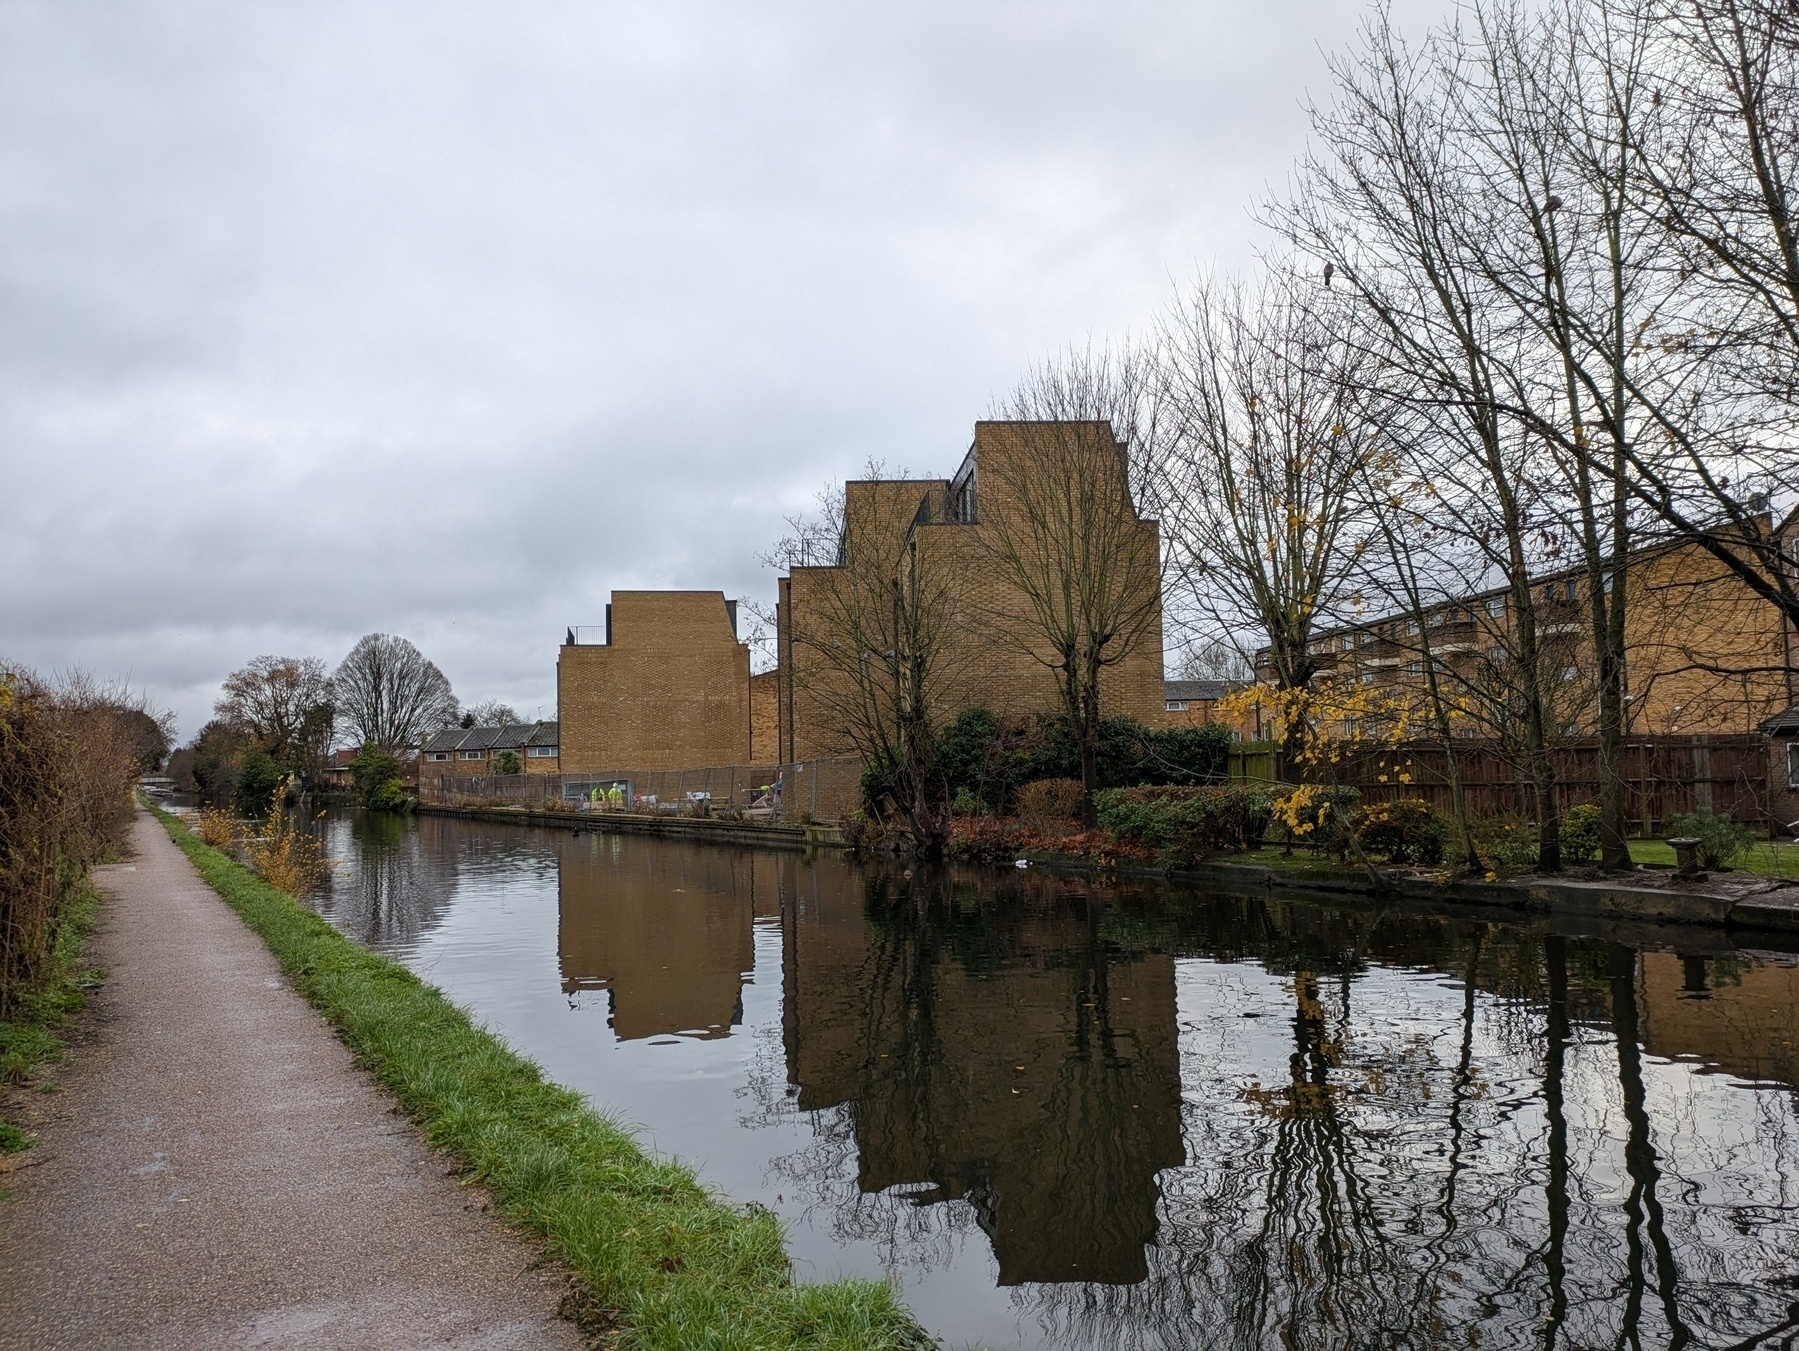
[784,882,1184,1285]
[1637,950,1799,1086]
[557,837,781,1041]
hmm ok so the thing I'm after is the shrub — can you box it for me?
[1559,802,1603,864]
[233,748,285,816]
[1,668,147,1015]
[1470,814,1541,877]
[194,807,239,849]
[950,786,988,817]
[1016,778,1084,819]
[1271,785,1361,855]
[1352,798,1445,865]
[492,749,522,776]
[1094,785,1272,866]
[240,777,327,894]
[1667,808,1756,870]
[348,743,411,812]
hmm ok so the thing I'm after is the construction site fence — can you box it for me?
[1227,734,1773,831]
[420,756,864,824]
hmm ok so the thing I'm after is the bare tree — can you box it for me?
[464,699,521,728]
[216,655,335,781]
[1273,9,1583,868]
[770,471,965,852]
[331,634,458,753]
[986,349,1166,825]
[1157,272,1384,725]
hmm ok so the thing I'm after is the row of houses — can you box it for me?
[416,418,1799,824]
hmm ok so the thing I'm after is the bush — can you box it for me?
[1470,814,1541,877]
[1271,785,1361,855]
[1017,778,1084,819]
[233,748,284,816]
[949,786,988,817]
[1560,802,1603,864]
[1094,785,1272,867]
[1,668,146,1016]
[194,807,239,849]
[1352,798,1445,865]
[492,749,522,776]
[1668,808,1756,870]
[348,743,411,812]
[938,707,1233,813]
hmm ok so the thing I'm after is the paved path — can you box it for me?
[0,809,588,1350]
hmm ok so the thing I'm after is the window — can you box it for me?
[1341,635,1355,651]
[1405,660,1425,676]
[1166,700,1188,712]
[1429,610,1446,626]
[528,745,557,758]
[1485,597,1505,617]
[1561,666,1580,682]
[1361,671,1374,684]
[1788,742,1799,789]
[460,750,485,760]
[427,752,450,762]
[1405,619,1420,636]
[1564,580,1578,601]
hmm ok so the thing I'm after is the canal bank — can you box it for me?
[0,808,586,1351]
[418,802,1799,933]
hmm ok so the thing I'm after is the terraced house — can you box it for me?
[419,721,560,793]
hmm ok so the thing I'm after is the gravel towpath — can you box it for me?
[0,808,588,1350]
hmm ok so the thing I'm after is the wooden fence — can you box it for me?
[421,756,863,824]
[1228,735,1771,831]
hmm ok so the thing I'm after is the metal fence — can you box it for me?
[1227,734,1771,830]
[422,755,863,824]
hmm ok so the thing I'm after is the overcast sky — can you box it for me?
[2,0,1452,742]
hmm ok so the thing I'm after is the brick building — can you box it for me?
[1162,679,1229,727]
[1262,521,1798,740]
[775,421,1166,762]
[419,721,559,795]
[558,591,751,774]
[1764,703,1799,833]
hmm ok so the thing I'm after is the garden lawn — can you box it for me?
[147,805,927,1351]
[1627,837,1799,880]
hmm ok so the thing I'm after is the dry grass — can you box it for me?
[241,780,327,896]
[193,807,239,849]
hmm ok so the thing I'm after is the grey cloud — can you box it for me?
[1,0,1452,738]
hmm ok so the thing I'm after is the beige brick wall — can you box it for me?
[559,591,751,773]
[749,670,780,763]
[777,422,1166,760]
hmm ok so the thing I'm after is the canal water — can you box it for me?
[306,809,1799,1349]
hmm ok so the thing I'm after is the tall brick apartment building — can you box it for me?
[1271,516,1799,738]
[558,591,752,773]
[775,421,1166,762]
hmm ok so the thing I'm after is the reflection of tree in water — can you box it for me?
[1025,917,1799,1351]
[308,811,471,950]
[776,863,1185,1287]
[762,862,1799,1349]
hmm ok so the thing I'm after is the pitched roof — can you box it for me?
[1165,679,1228,702]
[420,721,560,754]
[1761,703,1799,735]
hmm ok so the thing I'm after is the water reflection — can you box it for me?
[782,872,1184,1285]
[308,813,1799,1349]
[558,841,779,1039]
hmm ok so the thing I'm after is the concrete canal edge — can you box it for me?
[141,804,933,1351]
[420,802,1799,936]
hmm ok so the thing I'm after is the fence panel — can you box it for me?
[1339,735,1769,830]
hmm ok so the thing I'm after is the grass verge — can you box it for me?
[0,881,103,1154]
[146,804,929,1351]
[1627,837,1799,880]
